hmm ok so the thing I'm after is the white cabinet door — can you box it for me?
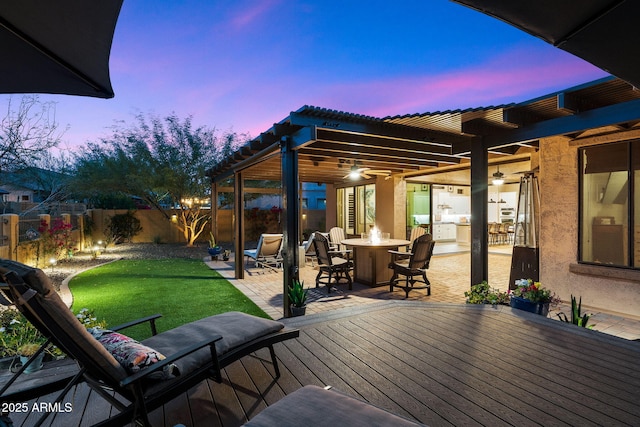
[433,224,456,241]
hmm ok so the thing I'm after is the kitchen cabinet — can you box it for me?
[456,224,471,244]
[433,223,456,241]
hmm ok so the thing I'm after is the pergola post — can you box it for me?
[281,136,300,317]
[470,138,489,286]
[234,171,245,279]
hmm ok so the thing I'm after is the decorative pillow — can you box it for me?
[88,328,179,379]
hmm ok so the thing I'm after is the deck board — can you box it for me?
[2,302,639,427]
[401,308,620,426]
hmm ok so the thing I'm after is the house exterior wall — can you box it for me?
[539,135,640,317]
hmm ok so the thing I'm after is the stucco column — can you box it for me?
[1,214,19,260]
[375,176,406,239]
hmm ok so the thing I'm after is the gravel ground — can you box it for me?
[47,242,210,290]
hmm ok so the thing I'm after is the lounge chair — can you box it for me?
[244,233,283,271]
[243,385,427,426]
[0,259,299,427]
[302,232,317,266]
[388,234,435,298]
[313,232,353,293]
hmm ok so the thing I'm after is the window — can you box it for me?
[336,184,375,235]
[317,198,326,209]
[301,198,308,209]
[579,141,637,267]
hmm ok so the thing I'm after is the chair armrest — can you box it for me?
[388,250,410,256]
[119,334,223,387]
[328,249,352,255]
[111,314,163,336]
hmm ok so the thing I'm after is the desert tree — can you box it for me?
[72,113,245,246]
[0,95,66,173]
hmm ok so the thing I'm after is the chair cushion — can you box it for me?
[243,385,426,427]
[330,257,350,266]
[142,311,284,377]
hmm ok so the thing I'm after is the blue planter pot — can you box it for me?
[208,246,222,257]
[510,296,549,316]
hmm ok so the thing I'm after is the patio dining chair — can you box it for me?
[409,226,427,248]
[313,232,353,293]
[0,259,299,427]
[328,227,349,253]
[388,234,436,298]
[393,227,428,263]
[244,233,284,271]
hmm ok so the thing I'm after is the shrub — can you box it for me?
[38,218,76,261]
[465,281,509,305]
[104,211,142,244]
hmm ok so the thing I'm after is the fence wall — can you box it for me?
[87,209,183,244]
[1,207,327,266]
[1,213,83,267]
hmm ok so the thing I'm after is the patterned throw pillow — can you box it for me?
[88,328,179,378]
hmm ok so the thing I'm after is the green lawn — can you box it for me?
[69,258,269,340]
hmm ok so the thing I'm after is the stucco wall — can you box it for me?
[375,176,406,239]
[539,136,640,317]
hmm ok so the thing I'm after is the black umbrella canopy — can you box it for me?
[452,0,640,88]
[0,0,124,99]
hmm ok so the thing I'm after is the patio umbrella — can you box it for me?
[452,0,640,88]
[0,0,124,99]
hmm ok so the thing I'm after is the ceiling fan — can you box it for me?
[491,165,539,184]
[343,163,392,180]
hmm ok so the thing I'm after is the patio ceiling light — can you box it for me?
[349,165,360,180]
[492,166,504,186]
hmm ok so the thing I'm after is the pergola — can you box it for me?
[208,76,640,316]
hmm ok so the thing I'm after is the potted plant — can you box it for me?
[288,279,308,317]
[223,249,231,261]
[464,281,509,305]
[17,343,45,373]
[207,232,222,260]
[509,279,554,316]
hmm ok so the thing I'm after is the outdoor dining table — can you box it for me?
[342,238,410,286]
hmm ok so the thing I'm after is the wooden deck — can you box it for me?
[7,302,640,426]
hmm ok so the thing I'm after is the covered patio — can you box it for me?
[209,77,640,317]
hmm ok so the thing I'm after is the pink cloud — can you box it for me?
[308,47,608,117]
[229,0,282,31]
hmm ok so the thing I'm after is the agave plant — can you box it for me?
[288,279,308,308]
[557,295,593,328]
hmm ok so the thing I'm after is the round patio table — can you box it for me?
[342,238,410,287]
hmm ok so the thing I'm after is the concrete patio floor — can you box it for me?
[206,244,640,342]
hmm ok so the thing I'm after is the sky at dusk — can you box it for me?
[3,0,608,151]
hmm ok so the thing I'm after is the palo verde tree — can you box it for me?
[72,113,245,246]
